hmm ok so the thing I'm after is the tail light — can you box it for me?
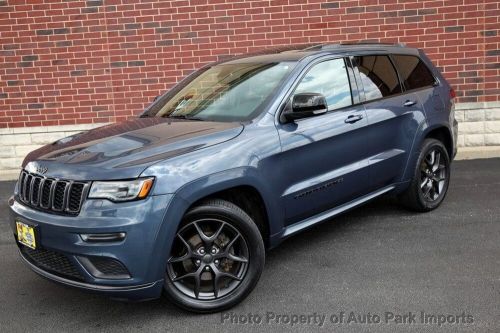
[450,88,456,99]
[449,88,456,115]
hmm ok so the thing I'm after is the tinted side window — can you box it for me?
[295,58,352,110]
[353,55,401,101]
[392,55,436,90]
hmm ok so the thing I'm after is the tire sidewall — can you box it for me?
[415,139,451,210]
[163,202,265,313]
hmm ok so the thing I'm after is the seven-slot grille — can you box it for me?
[18,170,88,215]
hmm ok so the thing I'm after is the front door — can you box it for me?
[275,57,372,226]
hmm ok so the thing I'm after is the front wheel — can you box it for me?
[400,138,451,212]
[163,199,265,313]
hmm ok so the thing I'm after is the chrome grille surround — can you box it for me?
[17,170,89,215]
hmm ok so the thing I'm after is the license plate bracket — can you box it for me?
[16,220,37,249]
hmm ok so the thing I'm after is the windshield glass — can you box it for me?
[144,62,295,122]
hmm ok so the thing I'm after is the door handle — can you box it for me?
[344,114,363,124]
[403,100,417,107]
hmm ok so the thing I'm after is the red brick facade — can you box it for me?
[0,0,499,128]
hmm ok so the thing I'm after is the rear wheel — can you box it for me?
[163,199,265,313]
[400,138,451,212]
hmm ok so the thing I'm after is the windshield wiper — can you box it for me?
[166,114,205,121]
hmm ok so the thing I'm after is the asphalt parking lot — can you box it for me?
[0,158,499,332]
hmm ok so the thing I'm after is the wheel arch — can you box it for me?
[188,185,271,248]
[402,122,454,183]
[170,167,283,249]
[423,125,454,159]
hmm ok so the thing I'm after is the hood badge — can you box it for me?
[35,166,48,175]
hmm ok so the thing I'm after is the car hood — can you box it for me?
[22,117,244,180]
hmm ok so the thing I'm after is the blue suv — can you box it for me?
[9,43,457,312]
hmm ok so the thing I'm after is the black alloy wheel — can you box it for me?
[420,148,447,202]
[163,199,265,313]
[400,138,451,212]
[167,219,249,300]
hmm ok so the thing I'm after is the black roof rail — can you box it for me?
[303,42,407,51]
[339,41,406,47]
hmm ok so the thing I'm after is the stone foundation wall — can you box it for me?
[456,102,500,147]
[0,123,105,176]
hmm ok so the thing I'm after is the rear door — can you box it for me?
[351,54,426,190]
[391,54,442,115]
[275,57,372,225]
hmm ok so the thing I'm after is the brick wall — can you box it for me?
[0,0,499,129]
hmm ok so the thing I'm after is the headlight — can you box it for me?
[88,178,154,202]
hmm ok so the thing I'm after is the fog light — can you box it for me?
[77,256,131,279]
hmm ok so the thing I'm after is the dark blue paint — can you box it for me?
[8,45,457,301]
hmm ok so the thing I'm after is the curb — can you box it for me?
[455,146,500,160]
[0,170,19,181]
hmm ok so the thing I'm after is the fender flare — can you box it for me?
[402,120,453,181]
[175,167,283,236]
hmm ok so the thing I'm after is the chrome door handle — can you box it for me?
[403,100,417,107]
[344,114,363,124]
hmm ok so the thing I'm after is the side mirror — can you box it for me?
[283,93,328,122]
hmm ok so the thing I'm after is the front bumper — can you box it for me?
[8,193,175,301]
[19,250,164,300]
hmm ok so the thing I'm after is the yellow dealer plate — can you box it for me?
[16,221,36,249]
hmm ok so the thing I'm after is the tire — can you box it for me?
[163,199,265,313]
[399,138,451,212]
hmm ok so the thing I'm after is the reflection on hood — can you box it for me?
[22,117,244,179]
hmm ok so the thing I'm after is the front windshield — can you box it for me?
[144,62,295,122]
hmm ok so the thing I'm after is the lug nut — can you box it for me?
[215,260,219,265]
[199,248,205,254]
[195,260,201,265]
[211,248,217,254]
[205,266,210,271]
